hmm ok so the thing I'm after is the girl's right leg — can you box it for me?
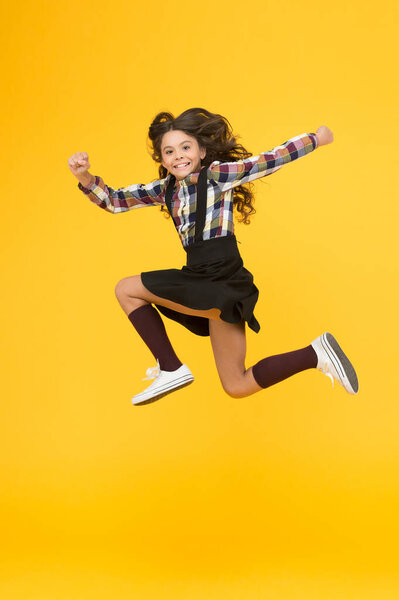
[115,274,221,373]
[114,274,224,405]
[126,303,183,372]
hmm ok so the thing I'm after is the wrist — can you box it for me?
[78,173,95,188]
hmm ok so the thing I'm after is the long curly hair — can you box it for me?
[147,107,256,224]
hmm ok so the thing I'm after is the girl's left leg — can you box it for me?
[209,319,317,398]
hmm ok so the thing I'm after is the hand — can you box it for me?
[68,152,91,177]
[316,126,334,147]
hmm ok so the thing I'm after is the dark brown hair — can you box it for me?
[147,107,256,224]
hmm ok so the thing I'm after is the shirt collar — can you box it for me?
[167,171,201,187]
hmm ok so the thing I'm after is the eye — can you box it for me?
[183,145,190,150]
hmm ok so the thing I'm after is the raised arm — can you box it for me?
[68,151,167,214]
[77,175,167,214]
[208,129,329,193]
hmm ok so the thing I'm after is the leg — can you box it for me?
[115,274,221,373]
[209,320,318,398]
[116,275,204,404]
[115,274,222,320]
[209,319,263,398]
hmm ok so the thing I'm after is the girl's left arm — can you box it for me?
[208,132,319,193]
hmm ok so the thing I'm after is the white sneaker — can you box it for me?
[311,332,359,395]
[132,359,194,405]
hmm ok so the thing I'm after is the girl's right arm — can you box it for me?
[68,152,167,214]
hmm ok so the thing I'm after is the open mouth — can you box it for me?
[174,162,190,169]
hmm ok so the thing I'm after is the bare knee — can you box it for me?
[114,276,139,300]
[221,378,246,399]
[114,276,147,312]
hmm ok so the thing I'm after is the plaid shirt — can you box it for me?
[77,132,318,248]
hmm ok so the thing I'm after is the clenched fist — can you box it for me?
[316,126,334,147]
[68,152,91,177]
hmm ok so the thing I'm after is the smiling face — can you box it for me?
[160,130,206,180]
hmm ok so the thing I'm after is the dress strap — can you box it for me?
[164,167,208,243]
[164,174,176,215]
[195,166,208,243]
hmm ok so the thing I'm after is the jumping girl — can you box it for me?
[68,107,359,405]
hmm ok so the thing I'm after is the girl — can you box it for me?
[68,107,359,405]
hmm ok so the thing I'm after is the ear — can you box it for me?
[200,146,206,160]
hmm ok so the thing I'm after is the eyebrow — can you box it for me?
[162,140,192,151]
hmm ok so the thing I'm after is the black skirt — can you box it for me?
[140,234,260,337]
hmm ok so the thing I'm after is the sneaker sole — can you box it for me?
[323,333,359,394]
[132,378,194,406]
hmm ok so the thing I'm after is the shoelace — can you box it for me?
[142,359,160,381]
[320,360,335,388]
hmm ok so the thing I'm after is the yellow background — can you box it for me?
[1,1,398,598]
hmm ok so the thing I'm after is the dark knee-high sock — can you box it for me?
[127,304,183,372]
[251,345,318,389]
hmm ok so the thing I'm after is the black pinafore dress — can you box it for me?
[140,166,260,337]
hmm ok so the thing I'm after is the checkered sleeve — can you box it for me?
[208,133,318,193]
[77,175,167,214]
